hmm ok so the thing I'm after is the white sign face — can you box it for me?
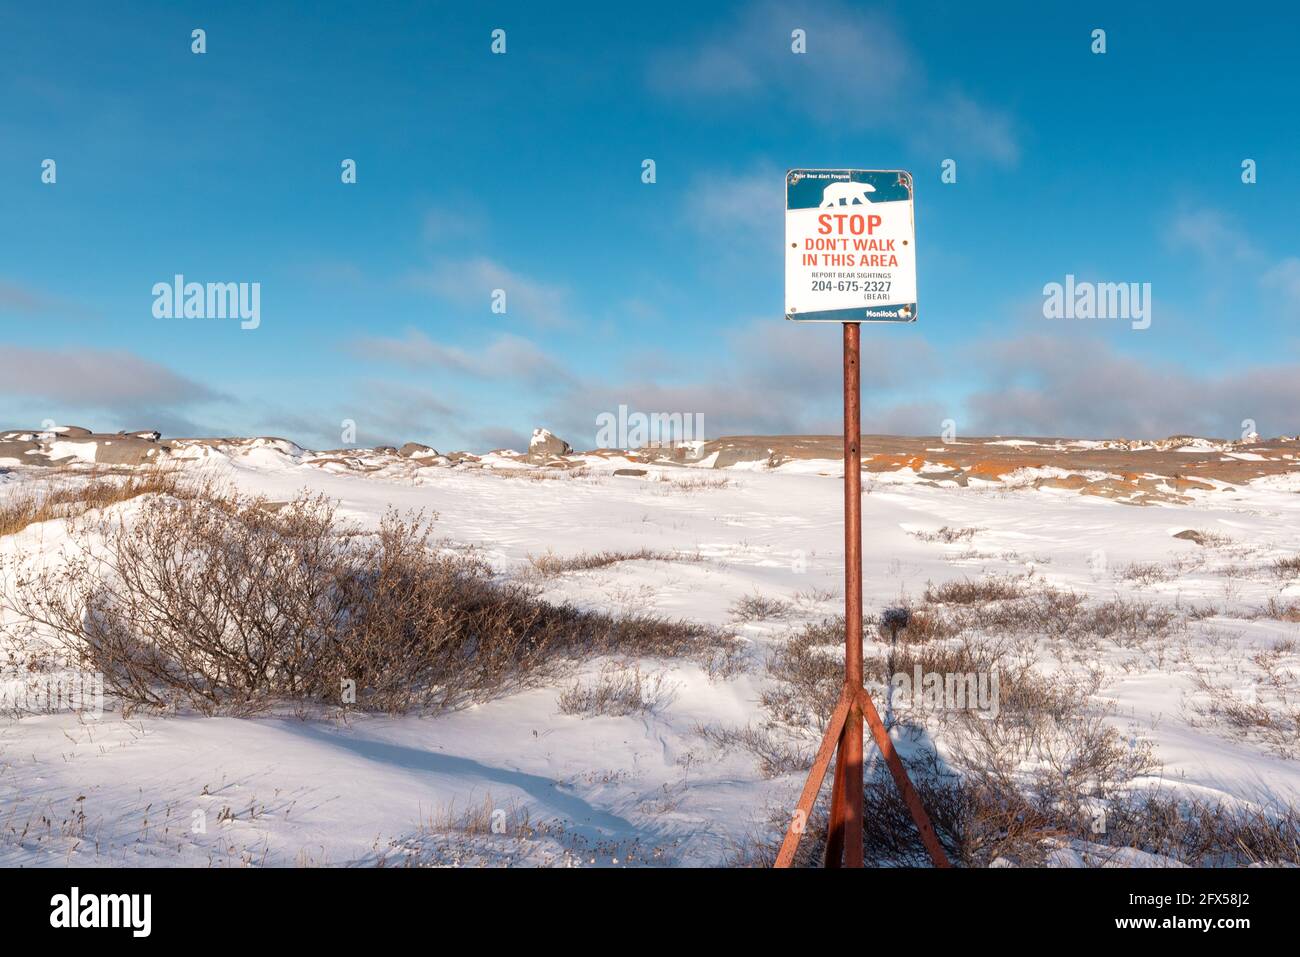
[785,169,917,322]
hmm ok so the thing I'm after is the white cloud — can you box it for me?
[0,279,94,319]
[0,346,221,409]
[1262,257,1300,314]
[648,0,1018,164]
[684,163,785,243]
[408,257,571,328]
[1165,208,1259,263]
[965,333,1300,439]
[352,328,574,388]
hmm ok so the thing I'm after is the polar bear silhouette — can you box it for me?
[819,181,876,207]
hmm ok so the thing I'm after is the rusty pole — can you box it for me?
[824,323,865,868]
[840,321,865,867]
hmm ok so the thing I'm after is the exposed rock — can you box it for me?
[613,468,647,477]
[1034,475,1092,491]
[80,436,169,466]
[0,439,40,462]
[528,428,572,461]
[398,442,439,458]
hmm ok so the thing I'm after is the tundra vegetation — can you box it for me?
[1,477,739,716]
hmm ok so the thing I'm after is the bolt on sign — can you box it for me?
[785,169,916,322]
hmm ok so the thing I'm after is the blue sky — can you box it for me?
[2,0,1298,450]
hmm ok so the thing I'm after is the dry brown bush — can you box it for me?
[3,487,739,715]
[730,592,793,622]
[1118,561,1176,586]
[923,576,1026,605]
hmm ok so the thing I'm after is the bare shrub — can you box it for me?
[1118,561,1175,586]
[731,592,793,622]
[1186,639,1300,758]
[1100,794,1300,866]
[1076,598,1182,648]
[923,576,1025,606]
[867,640,1090,729]
[5,490,350,713]
[1270,556,1300,580]
[3,488,739,715]
[557,661,675,717]
[695,723,812,778]
[761,619,844,733]
[1252,596,1300,622]
[977,590,1180,649]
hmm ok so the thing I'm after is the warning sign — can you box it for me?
[785,169,916,322]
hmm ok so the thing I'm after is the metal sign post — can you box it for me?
[777,169,949,868]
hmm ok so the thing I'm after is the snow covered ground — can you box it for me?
[2,441,1299,867]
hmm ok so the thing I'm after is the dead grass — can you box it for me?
[508,467,593,482]
[653,474,731,492]
[909,526,980,544]
[525,547,702,579]
[1186,635,1300,758]
[557,661,675,717]
[0,466,182,537]
[792,586,839,606]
